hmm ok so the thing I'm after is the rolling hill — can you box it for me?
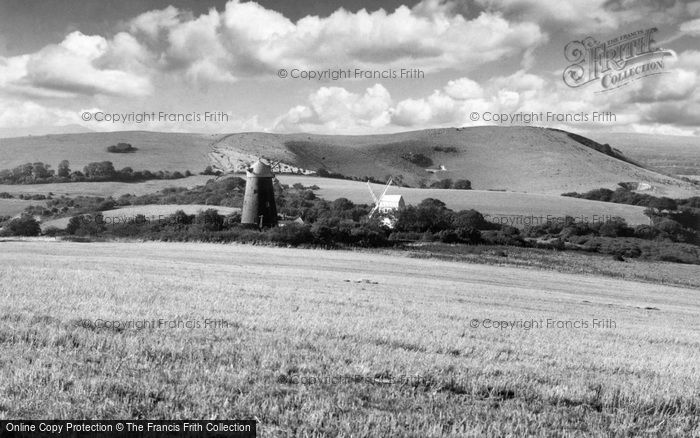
[0,131,215,174]
[1,127,697,198]
[212,127,698,197]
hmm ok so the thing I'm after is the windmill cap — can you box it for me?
[247,161,274,177]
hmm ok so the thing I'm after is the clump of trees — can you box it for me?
[428,179,471,189]
[28,177,248,220]
[433,146,458,153]
[561,186,699,241]
[401,152,433,167]
[106,143,137,153]
[0,215,40,236]
[563,185,700,211]
[0,160,192,184]
[201,166,221,176]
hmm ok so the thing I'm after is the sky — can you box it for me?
[1,0,699,137]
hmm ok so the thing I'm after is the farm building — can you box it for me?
[376,194,405,214]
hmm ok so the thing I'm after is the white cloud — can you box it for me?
[1,1,545,99]
[129,5,182,39]
[274,84,392,132]
[127,0,545,78]
[444,78,484,100]
[0,99,78,128]
[273,68,684,134]
[679,18,700,36]
[476,0,617,33]
[1,31,152,97]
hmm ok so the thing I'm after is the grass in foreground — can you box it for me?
[397,243,700,289]
[0,241,699,436]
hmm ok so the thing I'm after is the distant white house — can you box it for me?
[426,165,447,173]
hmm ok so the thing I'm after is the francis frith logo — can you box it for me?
[563,27,675,91]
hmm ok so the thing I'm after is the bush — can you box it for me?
[66,214,107,236]
[433,146,457,153]
[201,166,219,175]
[453,179,472,190]
[430,179,453,189]
[395,199,453,233]
[43,226,62,237]
[599,219,632,238]
[106,143,137,153]
[452,210,488,230]
[196,209,225,232]
[349,224,389,247]
[456,227,482,244]
[437,230,460,243]
[401,152,433,167]
[267,224,314,246]
[3,215,41,236]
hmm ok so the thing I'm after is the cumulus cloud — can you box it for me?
[126,0,545,79]
[679,18,700,36]
[477,0,700,35]
[274,84,392,132]
[0,99,79,129]
[272,67,659,134]
[1,0,698,136]
[443,78,484,100]
[1,0,546,97]
[475,0,618,33]
[0,31,152,97]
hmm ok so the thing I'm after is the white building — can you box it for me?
[377,194,405,213]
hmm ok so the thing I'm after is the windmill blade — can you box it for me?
[366,181,379,204]
[377,177,393,200]
[268,160,282,173]
[368,204,379,218]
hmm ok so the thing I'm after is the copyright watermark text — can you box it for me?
[469,318,617,330]
[469,111,616,124]
[74,318,231,330]
[277,67,424,80]
[81,111,230,123]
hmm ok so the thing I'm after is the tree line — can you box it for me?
[0,160,193,184]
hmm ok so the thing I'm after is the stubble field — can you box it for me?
[0,241,699,436]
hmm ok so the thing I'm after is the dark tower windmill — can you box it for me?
[241,160,278,228]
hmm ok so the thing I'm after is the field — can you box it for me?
[40,204,239,230]
[0,132,214,173]
[277,176,651,227]
[0,176,212,199]
[0,199,40,217]
[1,241,698,436]
[0,175,652,228]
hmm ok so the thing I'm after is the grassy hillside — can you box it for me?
[214,127,698,197]
[2,128,697,198]
[0,176,212,199]
[1,241,698,435]
[0,199,40,217]
[0,131,216,173]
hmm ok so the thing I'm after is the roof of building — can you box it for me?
[378,194,404,208]
[247,161,274,177]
